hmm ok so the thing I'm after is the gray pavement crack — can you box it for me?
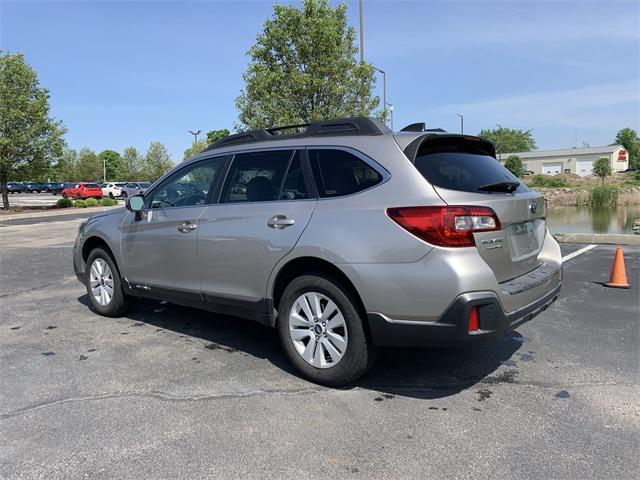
[0,387,327,419]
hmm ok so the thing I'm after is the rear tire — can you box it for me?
[277,274,377,386]
[109,193,114,199]
[84,248,135,317]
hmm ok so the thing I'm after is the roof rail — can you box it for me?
[203,117,389,152]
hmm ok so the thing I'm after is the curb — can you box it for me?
[0,205,122,222]
[553,233,640,246]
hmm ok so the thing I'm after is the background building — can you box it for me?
[499,145,628,176]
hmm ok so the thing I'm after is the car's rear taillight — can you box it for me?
[386,206,501,247]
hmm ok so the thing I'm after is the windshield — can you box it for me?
[139,182,151,188]
[414,152,528,194]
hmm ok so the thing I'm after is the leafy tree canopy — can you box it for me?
[183,139,208,161]
[122,147,144,180]
[613,127,640,170]
[206,129,230,144]
[478,127,537,155]
[236,0,379,129]
[143,142,173,181]
[593,157,612,184]
[98,150,125,181]
[0,51,66,208]
[74,148,101,181]
[504,155,525,178]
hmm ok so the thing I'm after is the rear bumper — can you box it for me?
[367,281,561,347]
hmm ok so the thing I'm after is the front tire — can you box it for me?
[84,248,134,317]
[277,274,376,386]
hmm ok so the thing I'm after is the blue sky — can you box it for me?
[2,0,638,161]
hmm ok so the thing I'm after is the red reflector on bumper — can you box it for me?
[468,306,480,332]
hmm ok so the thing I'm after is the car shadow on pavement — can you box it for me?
[78,295,523,400]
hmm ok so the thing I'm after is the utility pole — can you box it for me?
[374,67,387,125]
[188,130,201,143]
[456,113,464,134]
[103,157,106,183]
[359,0,364,63]
[386,103,394,131]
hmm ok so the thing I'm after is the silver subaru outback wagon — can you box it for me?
[73,117,562,385]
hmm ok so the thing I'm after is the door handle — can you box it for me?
[177,222,198,233]
[267,215,295,229]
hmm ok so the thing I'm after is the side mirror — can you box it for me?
[126,195,145,220]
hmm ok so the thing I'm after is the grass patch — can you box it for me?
[527,174,569,188]
[589,185,618,207]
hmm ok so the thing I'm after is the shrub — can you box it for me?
[529,174,569,188]
[589,185,618,207]
[56,197,73,208]
[504,155,524,178]
[99,198,118,206]
[74,199,87,208]
[85,198,99,207]
[593,157,612,185]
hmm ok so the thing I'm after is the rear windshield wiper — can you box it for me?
[477,181,519,193]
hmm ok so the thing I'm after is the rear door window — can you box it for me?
[309,149,382,197]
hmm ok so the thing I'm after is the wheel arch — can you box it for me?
[270,256,369,332]
[81,235,123,279]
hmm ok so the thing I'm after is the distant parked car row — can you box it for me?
[3,180,153,198]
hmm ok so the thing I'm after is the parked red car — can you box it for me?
[62,182,103,199]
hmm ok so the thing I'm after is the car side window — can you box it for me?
[221,150,293,203]
[146,157,225,209]
[279,152,309,200]
[309,149,382,198]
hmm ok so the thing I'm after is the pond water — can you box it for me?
[547,206,640,234]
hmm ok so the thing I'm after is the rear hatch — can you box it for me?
[407,135,546,283]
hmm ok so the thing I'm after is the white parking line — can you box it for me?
[562,244,597,262]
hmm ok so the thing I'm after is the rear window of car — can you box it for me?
[84,183,100,188]
[139,182,151,188]
[414,152,528,193]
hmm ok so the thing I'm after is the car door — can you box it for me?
[197,149,316,309]
[120,156,227,296]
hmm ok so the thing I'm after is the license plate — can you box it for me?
[507,221,539,258]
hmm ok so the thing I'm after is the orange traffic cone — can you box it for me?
[604,247,630,289]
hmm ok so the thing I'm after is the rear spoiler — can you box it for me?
[403,134,496,162]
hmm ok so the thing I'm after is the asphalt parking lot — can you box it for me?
[1,213,638,479]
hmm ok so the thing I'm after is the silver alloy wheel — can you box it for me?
[89,258,114,306]
[288,291,348,369]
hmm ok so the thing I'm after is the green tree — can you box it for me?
[613,127,640,170]
[142,142,173,180]
[51,147,77,180]
[478,126,537,155]
[504,155,525,178]
[0,51,66,208]
[74,148,101,181]
[98,150,125,181]
[593,157,612,185]
[206,129,230,144]
[236,0,379,129]
[183,139,208,161]
[122,147,143,180]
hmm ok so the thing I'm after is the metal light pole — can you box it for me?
[359,0,364,63]
[386,103,394,131]
[103,157,106,183]
[456,113,464,134]
[374,67,387,125]
[495,123,502,161]
[188,130,201,143]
